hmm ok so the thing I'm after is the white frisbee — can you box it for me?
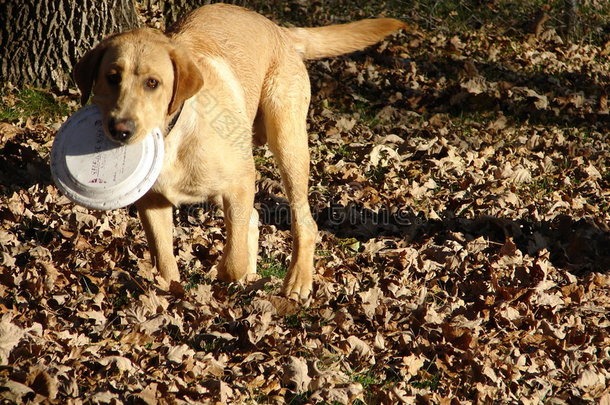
[51,104,164,210]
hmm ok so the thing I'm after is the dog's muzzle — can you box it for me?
[108,118,136,142]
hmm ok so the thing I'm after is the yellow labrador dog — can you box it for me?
[74,4,404,300]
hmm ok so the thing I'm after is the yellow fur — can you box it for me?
[73,3,404,300]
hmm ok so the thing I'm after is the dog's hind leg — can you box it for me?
[261,59,318,301]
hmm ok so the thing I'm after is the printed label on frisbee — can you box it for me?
[51,105,164,210]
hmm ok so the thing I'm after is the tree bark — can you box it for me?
[141,0,249,28]
[564,0,580,41]
[0,0,138,90]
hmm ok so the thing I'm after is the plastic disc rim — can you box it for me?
[51,104,164,210]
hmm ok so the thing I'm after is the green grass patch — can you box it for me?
[353,100,381,127]
[258,255,288,279]
[333,145,354,160]
[0,86,71,122]
[184,270,210,290]
[112,295,130,310]
[410,372,441,390]
[253,154,272,166]
[524,176,563,198]
[284,314,302,329]
[337,237,361,254]
[316,249,333,258]
[324,97,380,129]
[112,289,132,310]
[351,368,382,388]
[349,367,405,405]
[366,164,391,185]
[284,310,327,329]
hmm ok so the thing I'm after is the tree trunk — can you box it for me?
[141,0,249,28]
[564,0,580,41]
[0,0,138,90]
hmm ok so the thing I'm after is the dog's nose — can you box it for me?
[108,118,136,142]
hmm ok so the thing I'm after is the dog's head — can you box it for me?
[74,28,203,144]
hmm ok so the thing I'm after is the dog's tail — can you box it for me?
[287,18,406,60]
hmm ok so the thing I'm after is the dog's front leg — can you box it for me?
[217,183,257,282]
[136,192,180,282]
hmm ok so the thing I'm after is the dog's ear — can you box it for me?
[73,43,107,105]
[169,46,203,115]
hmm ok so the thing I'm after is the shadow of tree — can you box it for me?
[298,43,610,278]
[0,139,51,194]
[256,193,610,276]
[430,58,610,129]
[311,41,610,130]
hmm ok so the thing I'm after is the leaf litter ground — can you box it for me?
[1,4,609,405]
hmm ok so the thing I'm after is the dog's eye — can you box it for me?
[106,72,121,85]
[146,78,159,89]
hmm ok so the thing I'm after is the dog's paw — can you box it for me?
[282,267,312,302]
[242,272,260,284]
[155,263,180,290]
[157,261,181,284]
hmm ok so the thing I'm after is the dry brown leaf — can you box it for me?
[26,368,58,400]
[0,380,35,403]
[576,367,606,390]
[167,344,195,364]
[403,354,425,377]
[282,356,311,393]
[135,383,159,405]
[346,335,375,365]
[0,314,24,365]
[97,356,135,373]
